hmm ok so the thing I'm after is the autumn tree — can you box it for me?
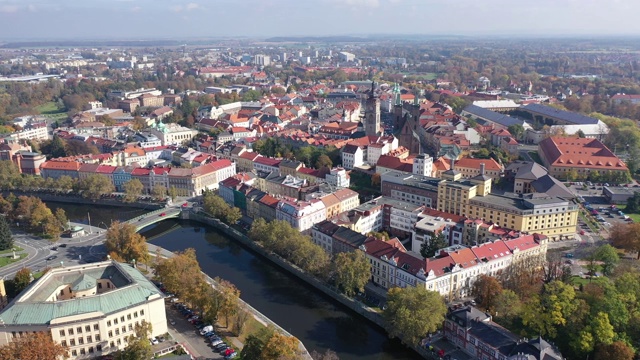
[610,223,640,259]
[0,215,14,251]
[233,309,251,336]
[216,277,241,328]
[471,275,503,313]
[105,221,150,263]
[118,320,153,360]
[331,250,371,297]
[261,331,300,360]
[420,232,448,258]
[168,186,178,202]
[123,178,144,203]
[76,174,115,201]
[315,154,332,169]
[493,289,522,324]
[241,326,276,360]
[383,286,447,346]
[13,267,33,295]
[153,248,203,298]
[521,280,578,338]
[202,191,242,224]
[0,332,68,360]
[594,341,634,360]
[151,184,167,200]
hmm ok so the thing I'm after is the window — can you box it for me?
[108,331,113,337]
[68,328,74,335]
[97,344,102,352]
[115,329,120,336]
[59,330,65,337]
[70,339,75,346]
[127,314,132,320]
[120,316,125,323]
[94,324,99,331]
[107,320,111,327]
[110,341,115,348]
[140,310,144,316]
[89,347,94,354]
[134,311,138,318]
[128,324,133,331]
[96,334,101,341]
[77,327,82,334]
[61,340,67,347]
[117,339,121,346]
[114,318,118,325]
[78,337,84,345]
[71,350,77,357]
[80,348,86,355]
[87,336,92,343]
[85,325,91,332]
[122,326,126,333]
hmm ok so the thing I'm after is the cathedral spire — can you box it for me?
[393,83,401,106]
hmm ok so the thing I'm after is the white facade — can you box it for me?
[341,146,364,170]
[325,167,350,188]
[412,154,433,177]
[5,125,49,142]
[276,199,326,234]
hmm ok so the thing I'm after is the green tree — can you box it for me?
[76,174,114,201]
[383,286,447,346]
[420,232,448,258]
[0,215,14,250]
[0,160,22,189]
[168,186,178,202]
[594,244,619,276]
[241,326,276,360]
[508,124,525,139]
[521,280,578,338]
[55,175,75,191]
[118,320,152,360]
[105,221,150,264]
[315,154,332,170]
[54,208,68,230]
[577,129,586,138]
[331,250,371,297]
[13,267,32,295]
[123,178,144,203]
[242,89,262,102]
[625,191,640,214]
[151,184,167,200]
[589,312,615,346]
[472,275,504,313]
[493,289,522,321]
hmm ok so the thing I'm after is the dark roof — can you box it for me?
[463,105,524,127]
[332,227,368,249]
[512,161,548,180]
[447,306,491,328]
[530,174,574,199]
[523,103,598,125]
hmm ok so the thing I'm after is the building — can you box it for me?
[40,161,81,179]
[325,167,350,188]
[381,171,442,209]
[332,199,384,235]
[13,151,46,175]
[445,157,503,181]
[276,198,326,234]
[604,186,636,204]
[148,122,198,146]
[521,103,599,126]
[412,211,465,252]
[341,145,364,170]
[0,261,167,359]
[506,161,573,198]
[3,122,49,142]
[538,136,629,180]
[461,105,526,129]
[444,307,563,360]
[364,83,381,136]
[311,220,369,255]
[436,167,578,240]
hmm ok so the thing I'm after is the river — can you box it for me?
[46,202,421,360]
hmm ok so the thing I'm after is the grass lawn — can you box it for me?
[528,151,544,165]
[236,315,265,345]
[0,253,27,267]
[35,101,67,120]
[570,275,609,287]
[0,246,23,255]
[615,204,640,223]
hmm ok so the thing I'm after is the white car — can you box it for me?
[150,337,159,345]
[211,339,223,347]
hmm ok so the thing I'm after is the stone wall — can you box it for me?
[3,191,166,210]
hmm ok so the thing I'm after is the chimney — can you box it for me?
[450,158,455,171]
[480,163,485,176]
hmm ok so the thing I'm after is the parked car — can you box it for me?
[225,353,238,360]
[150,338,159,345]
[211,339,224,347]
[159,212,166,217]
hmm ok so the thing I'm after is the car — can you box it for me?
[564,253,574,258]
[157,336,165,343]
[51,247,58,251]
[224,348,236,356]
[169,319,176,326]
[214,343,228,350]
[159,212,166,217]
[579,230,585,235]
[211,339,224,347]
[46,255,57,261]
[182,202,189,207]
[59,244,67,248]
[150,337,159,345]
[225,353,238,359]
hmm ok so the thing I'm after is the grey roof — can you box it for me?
[0,261,163,326]
[447,306,491,327]
[523,103,599,125]
[463,105,524,127]
[71,274,97,292]
[332,227,368,249]
[530,175,575,199]
[513,161,548,180]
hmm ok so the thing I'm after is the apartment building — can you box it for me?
[276,198,326,234]
[0,261,167,360]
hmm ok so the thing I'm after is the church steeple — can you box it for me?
[393,83,401,106]
[365,81,380,136]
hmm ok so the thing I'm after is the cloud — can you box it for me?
[0,5,18,13]
[185,2,200,11]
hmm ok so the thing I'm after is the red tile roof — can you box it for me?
[471,241,511,262]
[538,136,627,170]
[455,157,503,171]
[41,161,81,171]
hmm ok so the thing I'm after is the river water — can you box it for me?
[46,202,421,360]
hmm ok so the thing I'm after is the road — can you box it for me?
[0,206,182,279]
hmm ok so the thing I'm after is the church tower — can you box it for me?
[365,82,381,136]
[392,83,404,131]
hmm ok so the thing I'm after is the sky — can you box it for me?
[0,0,637,40]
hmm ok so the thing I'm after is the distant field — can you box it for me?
[35,101,67,120]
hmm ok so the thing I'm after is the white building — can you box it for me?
[341,145,364,170]
[4,123,49,142]
[411,214,461,253]
[412,154,433,177]
[276,199,326,234]
[0,261,167,359]
[148,122,198,146]
[325,167,350,188]
[339,52,355,62]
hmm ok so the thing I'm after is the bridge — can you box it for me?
[127,207,182,231]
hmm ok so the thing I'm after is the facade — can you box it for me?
[380,171,442,209]
[276,198,326,234]
[0,261,167,360]
[13,151,46,175]
[311,220,369,255]
[341,145,364,170]
[324,167,350,188]
[41,161,81,179]
[449,158,503,181]
[148,122,198,146]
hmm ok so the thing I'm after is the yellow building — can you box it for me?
[437,163,578,241]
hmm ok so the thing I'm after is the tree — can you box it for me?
[0,215,14,250]
[76,174,114,201]
[154,248,205,301]
[521,280,578,338]
[472,275,503,314]
[383,286,447,346]
[610,223,640,259]
[371,173,381,187]
[55,175,75,191]
[420,232,448,258]
[331,250,371,297]
[233,309,250,336]
[0,332,68,360]
[217,277,241,328]
[105,221,150,263]
[508,124,525,140]
[594,244,619,276]
[54,208,68,230]
[241,326,276,360]
[168,186,178,202]
[261,332,300,360]
[123,178,144,203]
[577,129,586,138]
[594,341,634,360]
[315,154,332,169]
[625,191,640,214]
[493,289,522,321]
[151,184,167,200]
[13,267,32,295]
[118,320,153,360]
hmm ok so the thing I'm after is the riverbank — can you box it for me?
[3,191,166,210]
[182,211,436,360]
[146,239,313,360]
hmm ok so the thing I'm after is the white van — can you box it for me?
[200,325,214,335]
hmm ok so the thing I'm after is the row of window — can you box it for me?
[59,324,99,337]
[60,334,100,347]
[107,310,144,327]
[69,345,101,357]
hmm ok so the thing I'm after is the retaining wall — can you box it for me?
[3,191,166,210]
